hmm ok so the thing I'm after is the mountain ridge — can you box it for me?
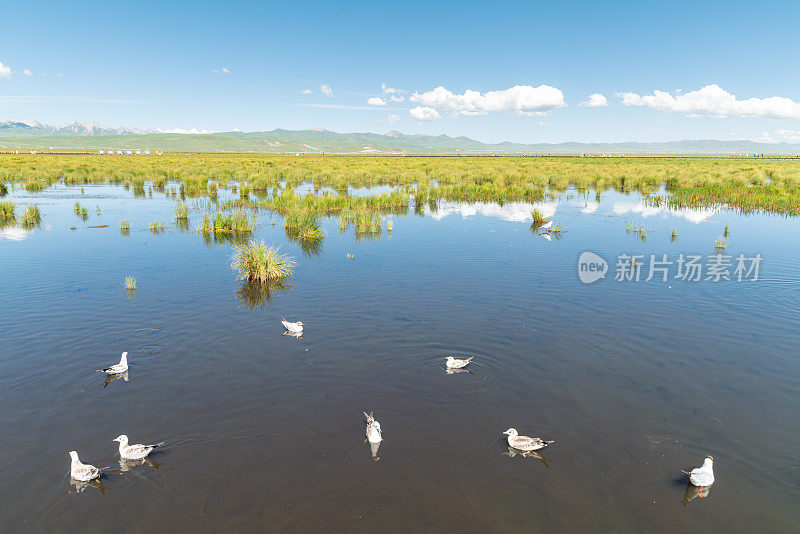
[1,120,799,154]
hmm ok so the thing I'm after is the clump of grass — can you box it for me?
[74,202,88,221]
[670,227,678,241]
[20,205,41,228]
[386,220,393,232]
[354,210,381,236]
[231,241,295,283]
[120,219,130,230]
[714,237,727,250]
[149,221,165,233]
[626,223,647,240]
[0,183,7,197]
[0,200,15,220]
[124,276,137,291]
[549,223,567,235]
[200,213,212,233]
[531,208,550,225]
[723,224,730,237]
[285,209,323,240]
[175,203,189,220]
[240,184,250,199]
[230,211,253,233]
[25,179,46,192]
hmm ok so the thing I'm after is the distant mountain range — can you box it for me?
[0,120,157,136]
[2,120,800,154]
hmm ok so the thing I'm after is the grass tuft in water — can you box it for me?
[175,203,189,220]
[20,205,41,228]
[124,276,137,291]
[671,227,678,241]
[531,209,550,225]
[723,224,730,237]
[626,223,647,240]
[231,241,295,283]
[714,236,728,250]
[119,219,130,230]
[149,221,165,233]
[0,183,7,197]
[0,200,15,221]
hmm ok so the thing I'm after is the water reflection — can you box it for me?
[236,281,290,311]
[0,227,29,241]
[502,447,550,467]
[68,477,107,495]
[102,370,130,388]
[428,200,558,223]
[119,456,163,473]
[680,481,711,505]
[445,367,473,375]
[368,440,381,461]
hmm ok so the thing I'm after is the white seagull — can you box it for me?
[364,412,383,443]
[445,356,473,369]
[281,317,305,335]
[503,428,554,454]
[682,455,715,487]
[68,451,101,481]
[98,352,128,374]
[113,434,164,460]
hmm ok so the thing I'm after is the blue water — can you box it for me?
[1,182,799,532]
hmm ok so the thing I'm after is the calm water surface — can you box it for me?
[1,183,799,532]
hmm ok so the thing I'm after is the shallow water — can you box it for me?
[1,183,799,532]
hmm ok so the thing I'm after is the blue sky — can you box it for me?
[2,0,800,143]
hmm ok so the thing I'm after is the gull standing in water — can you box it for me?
[68,451,101,481]
[682,455,715,488]
[445,356,473,370]
[113,434,164,460]
[98,352,128,374]
[503,428,554,456]
[281,317,305,336]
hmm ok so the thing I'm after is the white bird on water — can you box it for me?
[503,428,554,454]
[113,434,164,460]
[445,356,473,369]
[364,412,382,443]
[281,317,305,335]
[68,451,101,481]
[683,455,715,487]
[98,352,128,374]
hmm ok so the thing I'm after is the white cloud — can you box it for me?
[618,84,800,119]
[367,96,387,106]
[389,95,405,103]
[320,83,334,98]
[381,83,403,95]
[776,129,800,141]
[160,128,217,134]
[0,62,12,79]
[409,106,441,121]
[579,93,608,108]
[388,113,400,123]
[23,68,32,77]
[409,85,565,117]
[753,131,774,143]
[222,67,230,74]
[427,200,557,223]
[301,89,312,95]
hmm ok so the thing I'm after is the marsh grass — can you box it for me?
[626,223,648,240]
[74,202,89,221]
[0,200,15,221]
[723,224,730,237]
[0,183,8,197]
[149,221,165,233]
[20,205,41,229]
[175,203,189,220]
[231,241,295,283]
[285,209,323,240]
[549,223,567,235]
[714,237,728,250]
[531,209,550,225]
[671,227,678,241]
[124,276,137,291]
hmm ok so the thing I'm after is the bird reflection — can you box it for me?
[69,477,107,494]
[680,481,711,505]
[445,367,473,375]
[368,440,381,461]
[119,456,164,472]
[283,330,304,341]
[502,446,550,467]
[102,370,130,388]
